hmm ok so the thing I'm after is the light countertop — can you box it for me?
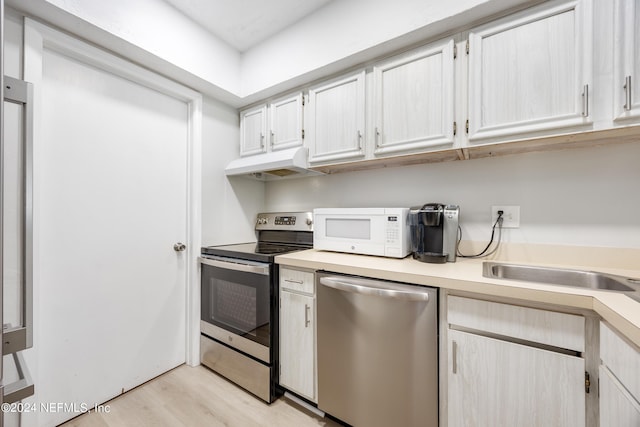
[275,249,640,348]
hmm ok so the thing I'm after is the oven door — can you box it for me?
[200,256,271,363]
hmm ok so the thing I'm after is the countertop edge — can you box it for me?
[276,250,640,349]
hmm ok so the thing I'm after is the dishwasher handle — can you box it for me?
[319,276,431,302]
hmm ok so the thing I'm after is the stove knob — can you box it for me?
[306,218,313,226]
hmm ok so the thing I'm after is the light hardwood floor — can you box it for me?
[61,365,342,427]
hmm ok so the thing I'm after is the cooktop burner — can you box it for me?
[201,212,314,263]
[201,242,309,263]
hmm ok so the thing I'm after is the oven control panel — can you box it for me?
[256,212,313,231]
[275,216,296,225]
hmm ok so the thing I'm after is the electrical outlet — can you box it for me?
[491,205,520,228]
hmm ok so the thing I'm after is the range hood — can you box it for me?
[224,147,323,180]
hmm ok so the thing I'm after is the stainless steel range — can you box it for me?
[199,212,313,403]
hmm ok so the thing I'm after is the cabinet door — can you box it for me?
[280,291,315,401]
[239,105,267,156]
[373,39,455,155]
[614,0,640,122]
[600,366,640,427]
[468,0,592,143]
[269,93,303,151]
[307,71,366,163]
[448,329,585,427]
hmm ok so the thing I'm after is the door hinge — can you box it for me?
[465,119,469,134]
[466,39,470,55]
[453,44,457,59]
[585,371,591,393]
[453,121,457,136]
[301,129,305,140]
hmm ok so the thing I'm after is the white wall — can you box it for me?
[265,142,640,249]
[10,0,537,104]
[240,0,534,97]
[201,97,264,245]
[44,0,241,91]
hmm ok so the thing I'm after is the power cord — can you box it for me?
[457,211,504,258]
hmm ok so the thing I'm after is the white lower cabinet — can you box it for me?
[279,267,317,402]
[448,329,586,427]
[599,366,640,427]
[446,296,587,427]
[599,322,640,427]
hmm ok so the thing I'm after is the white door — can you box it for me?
[599,366,640,427]
[448,329,586,427]
[307,71,366,164]
[614,0,640,122]
[240,105,267,156]
[279,290,315,401]
[269,93,303,151]
[372,39,455,155]
[31,38,191,426]
[467,0,592,143]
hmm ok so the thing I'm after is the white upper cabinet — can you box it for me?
[467,0,593,143]
[372,39,456,156]
[306,71,366,164]
[239,93,303,157]
[269,93,304,151]
[239,105,268,156]
[613,0,640,123]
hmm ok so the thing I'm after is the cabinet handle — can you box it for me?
[452,340,458,374]
[357,130,363,150]
[284,278,304,285]
[624,75,632,111]
[374,127,380,148]
[270,130,275,147]
[581,84,589,117]
[260,133,265,149]
[304,304,310,328]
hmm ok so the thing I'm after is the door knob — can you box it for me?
[173,242,186,252]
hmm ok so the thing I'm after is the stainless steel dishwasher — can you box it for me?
[317,273,438,427]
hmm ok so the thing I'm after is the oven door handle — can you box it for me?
[199,257,270,275]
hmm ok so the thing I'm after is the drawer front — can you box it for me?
[280,267,314,294]
[448,296,585,352]
[200,335,271,402]
[601,322,640,401]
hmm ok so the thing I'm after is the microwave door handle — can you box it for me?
[319,277,430,302]
[199,257,270,275]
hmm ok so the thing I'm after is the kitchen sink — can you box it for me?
[483,262,640,302]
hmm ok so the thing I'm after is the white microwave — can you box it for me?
[313,208,411,258]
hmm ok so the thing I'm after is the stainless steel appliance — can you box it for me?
[199,212,313,403]
[1,13,36,423]
[313,207,411,258]
[317,273,438,427]
[409,203,459,263]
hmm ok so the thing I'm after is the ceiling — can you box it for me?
[163,0,333,52]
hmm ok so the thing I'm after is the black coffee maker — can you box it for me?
[409,203,460,263]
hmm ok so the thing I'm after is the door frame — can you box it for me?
[23,18,202,367]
